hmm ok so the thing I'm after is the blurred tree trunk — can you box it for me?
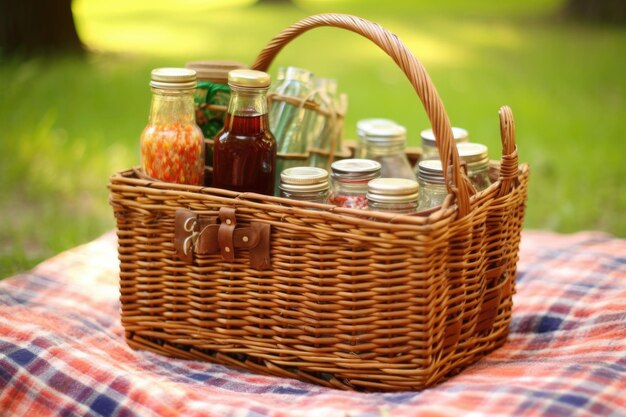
[563,0,626,24]
[0,0,84,56]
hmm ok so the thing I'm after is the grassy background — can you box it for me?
[1,0,625,277]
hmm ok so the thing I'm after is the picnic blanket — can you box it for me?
[1,230,625,417]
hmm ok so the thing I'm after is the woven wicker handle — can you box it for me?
[251,13,474,216]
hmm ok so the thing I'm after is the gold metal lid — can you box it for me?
[331,159,381,181]
[280,167,329,193]
[420,127,469,146]
[228,69,271,88]
[150,68,197,90]
[367,178,419,203]
[280,167,329,185]
[457,142,489,168]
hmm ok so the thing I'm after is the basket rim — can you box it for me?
[109,163,529,236]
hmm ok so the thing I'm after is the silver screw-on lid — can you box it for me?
[330,159,382,181]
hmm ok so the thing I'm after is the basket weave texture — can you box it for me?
[109,14,529,391]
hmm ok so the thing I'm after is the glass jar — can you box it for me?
[417,160,448,210]
[367,178,419,214]
[279,166,329,203]
[185,60,246,167]
[140,67,205,185]
[329,159,381,209]
[212,69,277,195]
[308,77,346,171]
[355,118,394,158]
[269,66,315,194]
[457,142,492,192]
[419,126,469,162]
[360,119,417,181]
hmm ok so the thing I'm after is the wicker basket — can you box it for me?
[109,14,529,391]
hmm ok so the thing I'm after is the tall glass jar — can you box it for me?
[418,126,469,162]
[367,178,419,214]
[140,68,205,185]
[417,160,448,210]
[328,159,381,209]
[279,166,329,203]
[457,142,492,191]
[308,77,345,171]
[212,69,277,195]
[360,119,417,181]
[269,67,315,194]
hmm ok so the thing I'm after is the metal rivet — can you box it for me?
[224,246,231,253]
[242,236,249,243]
[225,219,232,225]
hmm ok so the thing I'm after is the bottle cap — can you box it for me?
[356,118,396,138]
[280,167,329,193]
[228,69,271,88]
[417,160,446,184]
[331,159,382,181]
[457,142,489,169]
[420,127,469,146]
[366,178,419,203]
[150,68,197,90]
[360,120,407,146]
[281,167,329,185]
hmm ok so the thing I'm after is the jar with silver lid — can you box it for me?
[418,126,469,163]
[279,166,329,204]
[367,178,419,214]
[355,118,394,158]
[360,119,417,181]
[417,159,448,210]
[329,159,381,209]
[457,142,492,192]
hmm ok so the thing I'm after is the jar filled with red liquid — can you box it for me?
[328,159,381,209]
[140,68,205,185]
[212,69,276,195]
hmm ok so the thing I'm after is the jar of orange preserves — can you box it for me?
[140,68,205,185]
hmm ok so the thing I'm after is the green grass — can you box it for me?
[1,0,625,277]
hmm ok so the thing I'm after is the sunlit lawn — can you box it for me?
[1,0,625,277]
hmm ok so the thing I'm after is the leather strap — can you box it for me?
[174,209,198,263]
[218,208,237,262]
[174,208,271,270]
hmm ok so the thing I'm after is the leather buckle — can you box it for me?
[174,208,271,270]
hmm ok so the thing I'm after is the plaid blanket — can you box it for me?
[1,230,625,417]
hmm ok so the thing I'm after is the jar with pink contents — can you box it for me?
[328,159,381,209]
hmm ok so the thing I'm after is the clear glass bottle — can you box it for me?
[308,77,345,171]
[367,178,419,214]
[361,120,417,181]
[417,160,448,210]
[328,159,381,209]
[140,67,205,185]
[279,166,329,203]
[418,126,469,162]
[355,118,394,158]
[457,142,492,192]
[269,66,315,194]
[212,69,277,195]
